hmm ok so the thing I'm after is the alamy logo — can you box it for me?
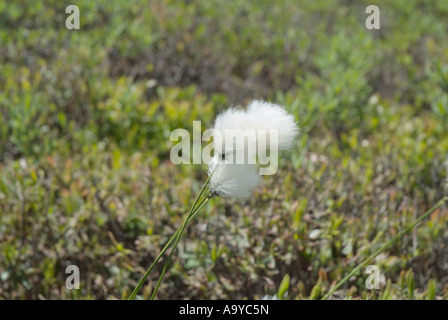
[65,265,80,289]
[365,5,380,30]
[170,121,280,175]
[66,5,80,30]
[365,265,380,289]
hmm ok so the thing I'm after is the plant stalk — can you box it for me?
[322,196,447,300]
[128,171,214,300]
[150,194,211,299]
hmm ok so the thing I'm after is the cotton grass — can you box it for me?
[208,100,299,198]
[129,100,299,299]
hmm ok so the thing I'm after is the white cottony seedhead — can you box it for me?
[212,100,298,158]
[211,108,253,160]
[208,99,299,198]
[212,108,249,133]
[245,100,299,151]
[208,158,260,198]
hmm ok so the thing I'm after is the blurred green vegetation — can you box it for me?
[1,0,448,300]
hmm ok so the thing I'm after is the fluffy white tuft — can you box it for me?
[208,157,260,198]
[245,99,299,151]
[211,100,298,158]
[208,100,299,198]
[211,108,249,159]
[212,107,249,132]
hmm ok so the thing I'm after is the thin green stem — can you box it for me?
[150,194,211,299]
[128,170,214,300]
[321,196,447,300]
[160,194,211,250]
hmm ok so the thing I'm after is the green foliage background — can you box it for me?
[0,0,447,299]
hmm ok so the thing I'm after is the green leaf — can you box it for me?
[406,270,415,299]
[380,279,392,300]
[309,279,322,300]
[426,279,436,300]
[277,274,290,299]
